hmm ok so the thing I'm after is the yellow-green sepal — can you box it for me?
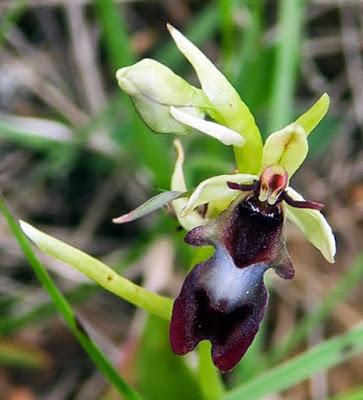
[167,24,263,174]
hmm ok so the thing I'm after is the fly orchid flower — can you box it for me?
[114,25,336,372]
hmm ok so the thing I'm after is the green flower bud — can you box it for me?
[116,59,208,135]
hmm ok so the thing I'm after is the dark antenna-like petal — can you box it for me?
[282,191,324,211]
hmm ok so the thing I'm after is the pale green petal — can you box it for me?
[285,187,336,263]
[133,98,203,134]
[116,58,208,134]
[262,123,308,177]
[171,140,205,230]
[167,24,263,173]
[182,173,258,217]
[170,106,244,146]
[295,93,330,135]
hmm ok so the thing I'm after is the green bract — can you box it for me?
[116,25,335,263]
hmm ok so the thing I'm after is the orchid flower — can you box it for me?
[115,25,336,372]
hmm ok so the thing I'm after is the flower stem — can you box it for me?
[198,342,224,400]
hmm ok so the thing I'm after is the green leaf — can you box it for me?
[138,315,203,400]
[19,221,173,321]
[223,323,363,400]
[94,0,133,68]
[112,190,186,224]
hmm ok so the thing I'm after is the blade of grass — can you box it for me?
[233,0,263,85]
[223,322,363,400]
[268,253,363,365]
[217,0,234,77]
[94,0,132,70]
[267,0,305,132]
[19,220,173,321]
[0,196,142,400]
[233,0,271,112]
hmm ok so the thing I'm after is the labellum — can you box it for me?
[170,166,322,372]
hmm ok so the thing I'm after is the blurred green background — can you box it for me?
[0,0,362,399]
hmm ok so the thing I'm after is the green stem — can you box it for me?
[198,342,224,400]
